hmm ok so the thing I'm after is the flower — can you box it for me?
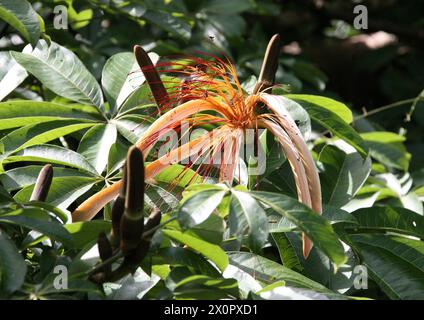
[72,35,322,258]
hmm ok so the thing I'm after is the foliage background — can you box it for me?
[0,0,423,300]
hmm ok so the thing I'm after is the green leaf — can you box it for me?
[0,208,73,247]
[154,164,202,188]
[268,95,312,137]
[272,232,303,272]
[152,247,221,278]
[166,268,239,299]
[11,40,104,108]
[250,191,347,268]
[229,190,269,252]
[0,0,40,45]
[290,96,368,157]
[14,176,97,210]
[350,206,424,239]
[228,251,330,292]
[278,232,359,294]
[0,185,14,208]
[0,120,95,155]
[202,0,253,14]
[0,46,31,101]
[318,145,371,207]
[162,229,228,272]
[0,230,27,294]
[142,10,191,41]
[107,138,129,175]
[102,52,135,111]
[352,234,424,272]
[361,132,410,171]
[64,220,111,249]
[23,201,69,224]
[5,144,99,175]
[0,100,100,130]
[145,182,179,213]
[102,52,159,111]
[286,94,353,124]
[112,116,153,144]
[350,234,424,299]
[187,213,224,245]
[178,189,227,229]
[68,5,93,30]
[77,124,117,174]
[269,205,358,233]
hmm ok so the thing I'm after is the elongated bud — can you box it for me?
[125,147,144,218]
[253,34,281,94]
[91,232,113,283]
[120,146,145,254]
[110,165,127,246]
[143,209,162,234]
[134,45,169,109]
[30,164,53,202]
[97,232,113,264]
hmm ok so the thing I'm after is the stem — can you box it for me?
[353,98,417,121]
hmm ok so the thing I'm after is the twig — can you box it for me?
[353,97,421,122]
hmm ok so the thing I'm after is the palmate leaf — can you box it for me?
[250,191,347,268]
[350,234,424,300]
[0,0,40,46]
[11,40,104,108]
